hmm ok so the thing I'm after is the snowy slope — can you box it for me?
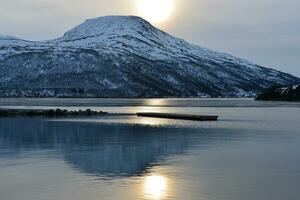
[0,16,299,97]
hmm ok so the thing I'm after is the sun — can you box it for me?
[136,0,175,23]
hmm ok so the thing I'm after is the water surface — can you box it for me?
[0,98,300,200]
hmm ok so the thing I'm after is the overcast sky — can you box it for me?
[0,0,299,77]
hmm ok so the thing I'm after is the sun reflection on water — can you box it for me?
[144,175,168,199]
[145,99,168,107]
[138,116,168,126]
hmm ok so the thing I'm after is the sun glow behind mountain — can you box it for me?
[135,0,175,23]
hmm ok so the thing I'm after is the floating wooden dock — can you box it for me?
[136,112,218,121]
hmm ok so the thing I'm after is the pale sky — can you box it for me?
[0,0,299,77]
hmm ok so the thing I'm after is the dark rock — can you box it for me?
[0,109,108,117]
[255,85,300,101]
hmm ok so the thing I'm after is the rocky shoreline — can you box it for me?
[0,108,108,117]
[255,85,300,101]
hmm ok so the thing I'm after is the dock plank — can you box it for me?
[136,112,218,121]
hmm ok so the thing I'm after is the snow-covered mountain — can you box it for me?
[0,16,299,97]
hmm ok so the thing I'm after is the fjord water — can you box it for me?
[0,98,300,200]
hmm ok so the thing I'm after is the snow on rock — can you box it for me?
[256,84,300,101]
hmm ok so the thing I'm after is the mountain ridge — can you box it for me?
[0,15,299,97]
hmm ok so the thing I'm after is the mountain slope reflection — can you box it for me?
[0,117,243,178]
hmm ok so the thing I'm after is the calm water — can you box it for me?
[0,98,300,200]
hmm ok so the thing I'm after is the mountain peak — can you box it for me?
[85,15,150,24]
[62,15,156,41]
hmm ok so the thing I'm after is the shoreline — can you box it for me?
[0,108,108,117]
